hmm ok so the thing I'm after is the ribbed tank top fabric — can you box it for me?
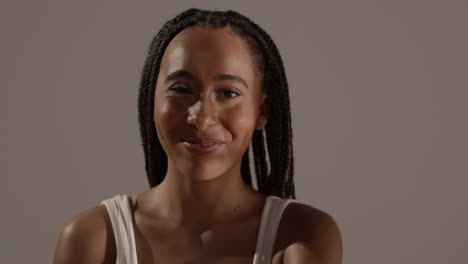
[101,195,138,264]
[253,196,297,263]
[101,194,298,264]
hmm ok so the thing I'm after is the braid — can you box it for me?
[138,8,296,199]
[240,146,252,186]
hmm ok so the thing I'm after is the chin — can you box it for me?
[168,143,240,181]
[183,161,227,181]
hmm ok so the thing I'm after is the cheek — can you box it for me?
[223,102,257,141]
[154,97,187,142]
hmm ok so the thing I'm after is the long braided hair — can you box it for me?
[138,8,295,199]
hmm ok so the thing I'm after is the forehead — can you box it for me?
[158,26,258,84]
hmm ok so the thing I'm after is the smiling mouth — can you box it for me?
[181,138,225,154]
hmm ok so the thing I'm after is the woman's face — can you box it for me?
[154,26,268,182]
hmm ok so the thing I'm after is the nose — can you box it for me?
[186,94,217,130]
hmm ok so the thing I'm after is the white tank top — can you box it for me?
[101,194,297,264]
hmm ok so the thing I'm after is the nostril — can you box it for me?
[186,104,217,129]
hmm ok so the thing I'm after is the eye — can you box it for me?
[219,88,240,99]
[168,85,192,94]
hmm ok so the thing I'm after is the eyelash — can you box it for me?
[168,86,240,99]
[168,86,191,94]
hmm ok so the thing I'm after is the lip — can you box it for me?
[181,137,225,154]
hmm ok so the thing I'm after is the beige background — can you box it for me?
[1,1,467,263]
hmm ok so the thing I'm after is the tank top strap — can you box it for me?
[101,194,138,264]
[253,195,298,264]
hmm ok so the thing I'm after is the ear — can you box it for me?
[255,93,269,130]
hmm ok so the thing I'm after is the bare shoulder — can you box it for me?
[279,201,343,263]
[53,204,116,264]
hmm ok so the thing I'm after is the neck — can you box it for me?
[144,161,264,230]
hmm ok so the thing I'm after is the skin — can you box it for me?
[53,26,342,264]
[150,25,269,229]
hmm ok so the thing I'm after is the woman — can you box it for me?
[53,8,342,264]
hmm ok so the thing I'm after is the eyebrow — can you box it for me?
[164,70,248,89]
